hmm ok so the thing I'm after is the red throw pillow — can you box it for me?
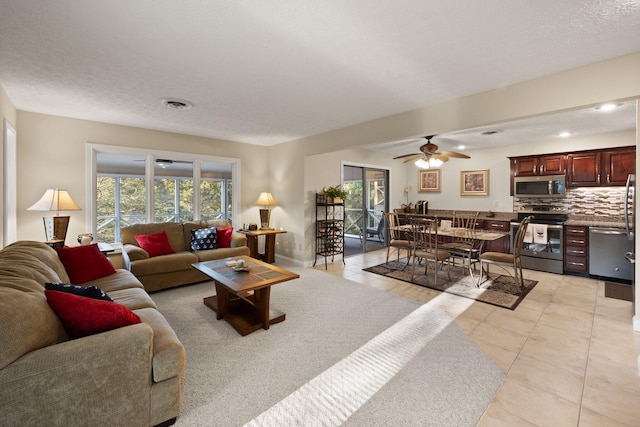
[134,231,175,257]
[56,244,117,284]
[216,227,233,248]
[45,290,141,339]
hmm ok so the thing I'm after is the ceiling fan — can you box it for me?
[393,135,470,168]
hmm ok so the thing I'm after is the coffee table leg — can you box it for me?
[254,287,271,330]
[215,282,228,320]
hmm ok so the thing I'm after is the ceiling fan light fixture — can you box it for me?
[414,157,443,169]
[415,158,431,169]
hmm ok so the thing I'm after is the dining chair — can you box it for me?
[383,211,412,265]
[409,216,452,285]
[441,211,480,279]
[364,211,385,243]
[477,215,533,289]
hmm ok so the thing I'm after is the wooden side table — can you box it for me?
[240,229,286,264]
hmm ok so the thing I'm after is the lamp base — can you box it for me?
[43,216,70,243]
[259,208,271,230]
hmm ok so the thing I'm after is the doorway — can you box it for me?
[3,120,17,246]
[343,165,389,256]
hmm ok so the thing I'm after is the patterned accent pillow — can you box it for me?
[191,227,217,251]
[45,282,113,302]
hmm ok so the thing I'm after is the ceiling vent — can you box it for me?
[161,98,193,111]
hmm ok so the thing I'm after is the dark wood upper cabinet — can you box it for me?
[511,154,565,177]
[603,146,635,185]
[567,151,601,187]
[511,146,635,192]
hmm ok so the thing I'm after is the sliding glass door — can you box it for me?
[343,165,389,255]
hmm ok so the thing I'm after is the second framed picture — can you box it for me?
[418,169,441,192]
[460,169,489,196]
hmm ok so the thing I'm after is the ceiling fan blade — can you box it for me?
[393,152,421,159]
[432,154,449,162]
[439,151,471,159]
[402,154,424,163]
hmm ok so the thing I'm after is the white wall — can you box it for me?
[303,148,405,263]
[16,112,269,244]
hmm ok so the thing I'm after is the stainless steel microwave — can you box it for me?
[514,174,566,197]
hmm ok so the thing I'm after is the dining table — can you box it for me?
[390,224,510,280]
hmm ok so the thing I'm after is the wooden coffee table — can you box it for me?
[192,256,299,336]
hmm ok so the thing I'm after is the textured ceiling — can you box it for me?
[0,1,639,146]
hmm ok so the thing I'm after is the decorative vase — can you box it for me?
[78,233,93,245]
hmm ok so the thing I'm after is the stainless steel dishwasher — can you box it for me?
[589,227,634,281]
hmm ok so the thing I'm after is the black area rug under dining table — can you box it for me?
[363,260,538,310]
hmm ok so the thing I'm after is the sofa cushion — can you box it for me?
[107,287,158,310]
[45,290,141,339]
[130,251,199,277]
[195,246,251,262]
[190,226,217,251]
[45,282,113,301]
[0,287,69,370]
[82,269,146,293]
[56,244,117,284]
[121,222,186,252]
[135,231,175,257]
[216,227,233,248]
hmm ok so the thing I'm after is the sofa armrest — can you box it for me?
[0,323,154,426]
[230,232,247,248]
[122,244,150,271]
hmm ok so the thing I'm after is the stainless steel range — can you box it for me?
[511,205,568,274]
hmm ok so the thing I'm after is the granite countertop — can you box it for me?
[564,215,626,228]
[419,209,626,228]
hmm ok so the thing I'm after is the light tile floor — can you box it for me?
[311,249,640,426]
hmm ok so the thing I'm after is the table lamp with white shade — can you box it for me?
[27,188,81,245]
[255,192,276,230]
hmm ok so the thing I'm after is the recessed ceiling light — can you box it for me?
[558,131,571,138]
[457,145,466,150]
[595,103,620,112]
[161,98,193,111]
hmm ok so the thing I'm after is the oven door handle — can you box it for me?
[513,224,563,230]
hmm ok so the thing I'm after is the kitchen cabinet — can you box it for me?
[482,220,510,253]
[510,146,635,192]
[511,154,566,177]
[567,151,601,187]
[603,146,635,186]
[564,225,589,274]
[567,146,635,187]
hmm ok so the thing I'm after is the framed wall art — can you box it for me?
[418,169,441,192]
[460,169,489,196]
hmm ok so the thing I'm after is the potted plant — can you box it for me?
[324,185,348,203]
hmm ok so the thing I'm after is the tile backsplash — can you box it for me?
[514,186,628,218]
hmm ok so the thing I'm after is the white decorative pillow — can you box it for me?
[191,227,217,251]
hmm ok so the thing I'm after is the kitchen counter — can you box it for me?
[403,209,626,228]
[565,214,625,228]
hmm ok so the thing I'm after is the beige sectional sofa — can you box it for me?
[0,241,185,427]
[121,220,249,292]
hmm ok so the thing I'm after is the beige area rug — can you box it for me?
[150,267,504,426]
[363,260,538,310]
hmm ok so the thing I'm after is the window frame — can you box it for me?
[87,144,241,242]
